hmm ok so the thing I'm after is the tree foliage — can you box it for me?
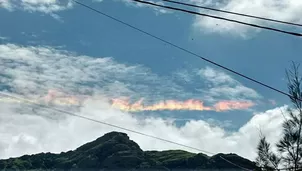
[256,63,302,171]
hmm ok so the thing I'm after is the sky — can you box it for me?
[0,0,302,162]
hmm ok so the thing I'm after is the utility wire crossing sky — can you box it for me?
[161,0,302,27]
[132,0,302,37]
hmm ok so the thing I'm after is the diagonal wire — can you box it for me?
[72,0,301,102]
[132,0,302,37]
[0,91,252,170]
[161,0,302,27]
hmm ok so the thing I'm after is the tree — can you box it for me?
[256,63,302,171]
[256,136,280,170]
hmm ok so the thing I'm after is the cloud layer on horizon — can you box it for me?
[0,96,287,161]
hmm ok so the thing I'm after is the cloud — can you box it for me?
[0,43,268,162]
[193,0,302,36]
[0,0,13,10]
[92,0,170,14]
[1,0,73,13]
[0,43,188,103]
[0,44,259,108]
[173,69,193,83]
[0,95,255,112]
[110,98,255,112]
[0,0,169,15]
[0,36,9,41]
[214,100,254,111]
[130,0,171,14]
[197,66,261,101]
[206,118,234,129]
[198,66,235,85]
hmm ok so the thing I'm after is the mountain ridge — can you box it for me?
[0,131,258,170]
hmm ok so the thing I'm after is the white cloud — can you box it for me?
[171,67,260,103]
[0,0,13,10]
[1,0,73,13]
[199,66,235,85]
[0,0,169,14]
[0,43,186,102]
[0,95,287,161]
[198,66,261,101]
[193,0,302,36]
[173,69,193,83]
[130,0,171,14]
[93,0,170,14]
[0,36,9,40]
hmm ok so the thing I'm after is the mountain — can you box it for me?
[0,131,258,170]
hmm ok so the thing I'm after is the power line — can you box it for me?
[161,0,302,27]
[132,0,302,37]
[0,92,252,171]
[72,0,301,102]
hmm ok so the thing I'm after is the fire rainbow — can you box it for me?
[111,98,254,112]
[0,95,255,112]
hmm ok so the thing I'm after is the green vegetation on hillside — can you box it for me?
[0,131,258,170]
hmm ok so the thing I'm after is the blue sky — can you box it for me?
[0,0,302,161]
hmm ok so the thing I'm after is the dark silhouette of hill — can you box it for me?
[0,131,258,170]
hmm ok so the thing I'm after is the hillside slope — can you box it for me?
[0,131,258,170]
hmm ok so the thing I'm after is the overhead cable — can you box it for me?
[132,0,302,37]
[161,0,302,27]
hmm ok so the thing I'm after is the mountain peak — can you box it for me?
[0,131,258,170]
[103,131,129,139]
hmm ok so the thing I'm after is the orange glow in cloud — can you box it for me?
[0,89,255,112]
[111,98,255,112]
[214,100,255,111]
[111,98,213,112]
